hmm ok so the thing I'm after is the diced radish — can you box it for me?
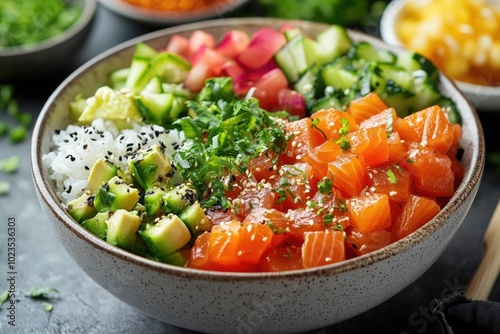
[184,62,213,92]
[236,27,287,70]
[252,68,289,110]
[190,45,227,76]
[216,30,250,58]
[188,30,216,60]
[220,61,246,82]
[278,88,306,118]
[165,34,189,59]
[233,59,279,95]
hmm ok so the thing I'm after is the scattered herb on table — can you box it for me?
[0,290,9,308]
[0,85,31,144]
[0,181,10,196]
[487,152,500,174]
[27,287,59,300]
[0,155,20,173]
[43,303,54,312]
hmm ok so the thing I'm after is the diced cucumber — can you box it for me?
[396,51,439,84]
[310,96,344,112]
[141,76,164,94]
[144,187,165,217]
[321,65,358,91]
[347,42,396,64]
[125,43,158,93]
[161,83,192,98]
[110,68,131,90]
[316,25,353,64]
[135,93,175,125]
[274,36,309,83]
[410,77,442,111]
[284,28,302,42]
[148,52,192,85]
[437,97,462,124]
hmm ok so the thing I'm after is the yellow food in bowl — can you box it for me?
[396,0,500,86]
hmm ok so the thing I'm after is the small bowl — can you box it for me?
[98,0,249,25]
[0,0,96,81]
[380,0,500,112]
[32,18,485,334]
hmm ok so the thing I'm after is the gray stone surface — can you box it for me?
[0,4,499,334]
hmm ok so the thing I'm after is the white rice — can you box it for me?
[42,119,185,205]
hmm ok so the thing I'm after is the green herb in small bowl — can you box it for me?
[0,0,97,80]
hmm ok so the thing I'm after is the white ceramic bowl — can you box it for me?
[380,0,500,112]
[31,18,485,334]
[0,0,97,81]
[98,0,249,25]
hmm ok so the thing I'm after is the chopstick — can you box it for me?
[465,198,500,300]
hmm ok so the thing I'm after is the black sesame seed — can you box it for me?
[83,144,88,150]
[84,166,89,170]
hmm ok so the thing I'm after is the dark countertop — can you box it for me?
[1,3,499,334]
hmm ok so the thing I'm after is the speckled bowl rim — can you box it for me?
[98,0,249,25]
[32,17,485,282]
[380,0,500,111]
[0,0,97,57]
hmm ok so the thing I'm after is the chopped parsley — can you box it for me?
[311,117,327,140]
[337,137,351,151]
[337,117,350,136]
[173,78,288,209]
[318,178,333,195]
[386,169,399,184]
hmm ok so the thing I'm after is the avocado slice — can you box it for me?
[94,176,139,212]
[87,159,118,193]
[67,193,97,223]
[162,249,190,266]
[128,144,174,191]
[106,210,142,251]
[179,201,210,237]
[139,214,191,262]
[81,211,110,240]
[162,183,197,214]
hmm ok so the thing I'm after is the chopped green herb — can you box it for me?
[306,200,318,209]
[0,181,10,196]
[406,158,415,164]
[324,213,334,226]
[337,198,348,214]
[173,78,287,209]
[0,155,20,173]
[28,287,59,299]
[267,222,286,235]
[43,303,54,312]
[318,178,333,195]
[487,152,500,174]
[0,0,83,48]
[386,169,399,184]
[0,290,9,308]
[9,126,27,144]
[329,224,344,231]
[311,118,327,140]
[0,122,11,136]
[337,137,351,151]
[338,117,350,136]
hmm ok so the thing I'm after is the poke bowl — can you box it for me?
[31,18,484,333]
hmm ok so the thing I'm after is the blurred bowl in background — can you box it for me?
[0,0,97,82]
[98,0,249,25]
[380,0,500,112]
